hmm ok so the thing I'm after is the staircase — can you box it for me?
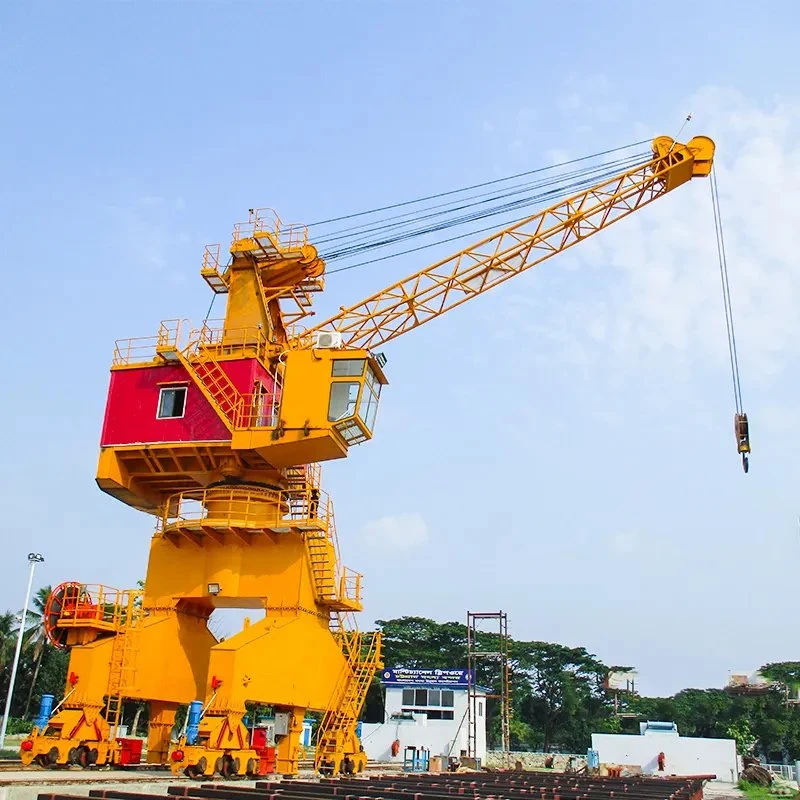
[285,465,340,605]
[174,345,243,430]
[314,629,382,771]
[103,590,143,741]
[306,533,338,603]
[285,464,321,494]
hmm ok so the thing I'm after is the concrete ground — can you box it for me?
[0,767,287,800]
[702,782,745,800]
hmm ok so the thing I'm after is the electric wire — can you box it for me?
[710,165,744,414]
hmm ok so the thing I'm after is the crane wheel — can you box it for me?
[77,746,91,768]
[220,754,239,779]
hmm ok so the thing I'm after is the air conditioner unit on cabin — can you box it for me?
[313,331,343,349]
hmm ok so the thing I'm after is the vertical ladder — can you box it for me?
[103,591,143,741]
[306,533,338,603]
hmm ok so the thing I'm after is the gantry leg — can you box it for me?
[146,701,178,764]
[21,601,216,768]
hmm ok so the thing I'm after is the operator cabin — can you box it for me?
[359,668,487,763]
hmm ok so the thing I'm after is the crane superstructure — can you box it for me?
[20,134,733,779]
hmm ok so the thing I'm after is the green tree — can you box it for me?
[19,586,52,718]
[0,612,17,671]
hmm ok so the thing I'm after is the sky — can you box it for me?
[1,0,799,698]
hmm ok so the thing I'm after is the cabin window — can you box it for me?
[332,359,366,377]
[328,382,359,421]
[358,367,381,432]
[157,386,187,419]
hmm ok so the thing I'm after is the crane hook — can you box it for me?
[735,413,751,474]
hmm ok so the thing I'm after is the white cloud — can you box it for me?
[609,532,639,555]
[362,512,429,551]
[491,86,800,388]
[557,73,626,125]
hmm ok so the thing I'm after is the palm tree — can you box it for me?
[18,586,51,718]
[0,611,17,672]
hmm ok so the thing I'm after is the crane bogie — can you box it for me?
[22,135,722,776]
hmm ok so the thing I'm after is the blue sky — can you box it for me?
[1,1,799,697]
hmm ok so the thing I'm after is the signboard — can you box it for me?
[380,668,472,687]
[605,670,637,692]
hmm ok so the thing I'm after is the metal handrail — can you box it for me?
[187,324,270,364]
[232,207,309,251]
[157,486,333,533]
[202,244,223,272]
[112,318,185,366]
[55,584,140,629]
[234,390,282,429]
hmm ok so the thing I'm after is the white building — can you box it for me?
[592,721,738,784]
[360,668,487,763]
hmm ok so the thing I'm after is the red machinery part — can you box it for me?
[43,582,83,649]
[118,738,143,766]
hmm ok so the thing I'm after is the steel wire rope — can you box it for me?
[710,166,744,413]
[321,154,648,261]
[310,151,648,248]
[306,139,651,228]
[313,154,648,259]
[323,156,654,274]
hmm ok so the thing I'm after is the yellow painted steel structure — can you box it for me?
[20,136,715,778]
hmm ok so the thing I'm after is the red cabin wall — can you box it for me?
[100,359,279,447]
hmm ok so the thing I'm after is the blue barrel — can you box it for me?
[587,749,600,769]
[186,700,203,745]
[36,695,54,731]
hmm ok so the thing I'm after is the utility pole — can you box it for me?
[0,552,45,749]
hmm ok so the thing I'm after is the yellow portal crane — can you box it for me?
[21,134,736,779]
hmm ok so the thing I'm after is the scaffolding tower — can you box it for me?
[467,610,511,764]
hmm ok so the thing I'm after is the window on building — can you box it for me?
[398,687,458,719]
[478,701,483,717]
[157,386,187,419]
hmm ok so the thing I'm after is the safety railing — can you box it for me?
[157,485,333,534]
[55,584,141,631]
[765,764,796,782]
[232,207,309,252]
[338,568,362,606]
[187,323,270,363]
[112,319,185,366]
[234,390,282,429]
[202,244,223,272]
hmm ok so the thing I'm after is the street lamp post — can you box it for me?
[0,553,45,750]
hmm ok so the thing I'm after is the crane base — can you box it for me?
[20,708,113,768]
